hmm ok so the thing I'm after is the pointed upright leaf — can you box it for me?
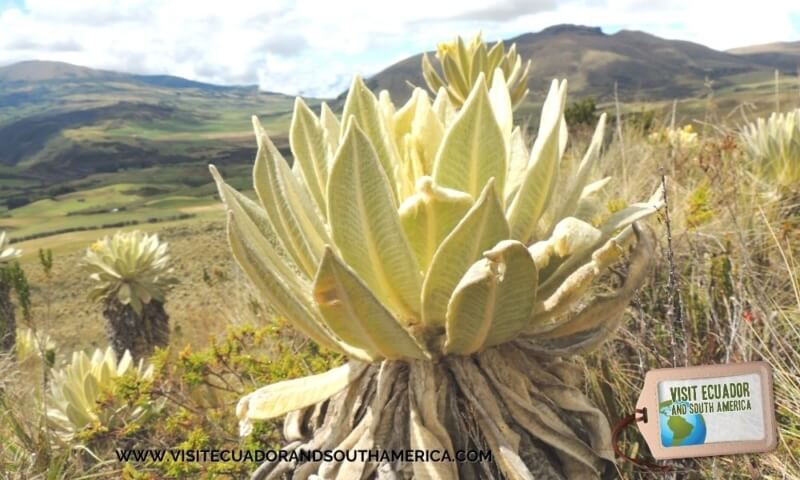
[341,75,399,199]
[290,98,330,218]
[433,74,507,200]
[557,114,607,221]
[489,68,513,147]
[442,54,468,102]
[506,80,566,242]
[422,53,446,94]
[210,165,308,291]
[486,41,505,73]
[456,36,472,83]
[394,89,421,142]
[510,60,532,108]
[320,102,340,162]
[410,91,444,175]
[328,122,423,323]
[470,42,487,83]
[225,213,345,355]
[252,117,330,277]
[504,126,529,202]
[432,87,456,127]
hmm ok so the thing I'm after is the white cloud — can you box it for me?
[0,0,798,97]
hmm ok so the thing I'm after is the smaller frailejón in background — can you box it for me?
[740,108,800,193]
[83,230,177,360]
[46,347,157,442]
[422,33,531,110]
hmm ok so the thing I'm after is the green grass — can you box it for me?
[0,176,249,242]
[8,183,144,218]
[12,212,223,258]
[0,71,306,215]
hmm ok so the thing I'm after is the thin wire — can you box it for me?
[611,408,672,473]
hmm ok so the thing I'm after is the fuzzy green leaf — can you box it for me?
[227,219,345,354]
[599,186,665,237]
[422,53,446,94]
[341,75,399,199]
[219,195,347,355]
[319,102,340,157]
[504,126,528,203]
[290,97,330,218]
[444,240,537,354]
[506,79,566,243]
[398,177,473,272]
[252,118,330,277]
[433,74,507,201]
[327,121,422,323]
[313,248,427,360]
[432,87,456,127]
[421,180,509,327]
[488,68,513,146]
[237,363,366,423]
[557,114,607,222]
[210,165,308,293]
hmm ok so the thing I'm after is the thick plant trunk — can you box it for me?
[103,299,169,360]
[251,346,615,480]
[0,281,15,353]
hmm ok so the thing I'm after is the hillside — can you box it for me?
[0,60,302,211]
[0,60,248,90]
[728,41,800,72]
[365,24,777,103]
[2,29,797,239]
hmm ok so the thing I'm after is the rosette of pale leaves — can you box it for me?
[16,327,56,363]
[422,33,531,109]
[740,108,800,188]
[212,65,662,479]
[46,347,156,441]
[84,231,176,315]
[0,231,21,265]
[648,124,699,149]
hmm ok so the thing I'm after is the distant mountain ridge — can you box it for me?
[727,41,800,72]
[365,24,787,103]
[0,60,293,192]
[0,60,257,91]
[0,25,796,203]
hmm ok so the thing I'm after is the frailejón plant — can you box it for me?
[211,45,662,478]
[46,347,155,441]
[422,32,531,110]
[648,124,699,149]
[741,108,800,189]
[16,327,56,364]
[0,231,21,353]
[84,231,176,360]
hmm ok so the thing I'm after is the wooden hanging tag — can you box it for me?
[635,362,777,460]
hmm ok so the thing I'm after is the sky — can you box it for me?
[1,0,799,98]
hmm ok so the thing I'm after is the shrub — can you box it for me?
[565,97,598,127]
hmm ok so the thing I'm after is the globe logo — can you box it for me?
[659,400,707,447]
